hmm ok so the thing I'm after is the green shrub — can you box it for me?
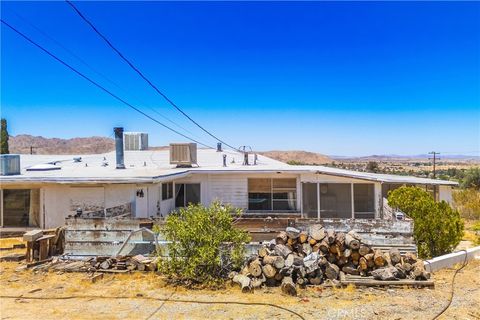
[453,188,480,219]
[461,167,480,189]
[158,201,250,287]
[388,186,464,259]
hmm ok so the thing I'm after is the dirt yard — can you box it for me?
[0,238,479,320]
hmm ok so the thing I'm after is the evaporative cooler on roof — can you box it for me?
[124,132,149,151]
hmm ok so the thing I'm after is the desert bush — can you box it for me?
[453,188,480,219]
[388,186,464,259]
[461,167,480,189]
[472,222,480,246]
[158,201,250,287]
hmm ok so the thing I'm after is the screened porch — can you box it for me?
[302,183,376,219]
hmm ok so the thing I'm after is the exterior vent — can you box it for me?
[124,132,148,151]
[0,154,21,175]
[169,143,197,167]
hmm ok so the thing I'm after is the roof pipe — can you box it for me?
[114,127,125,169]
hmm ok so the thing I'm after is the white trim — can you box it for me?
[351,183,354,219]
[317,182,321,220]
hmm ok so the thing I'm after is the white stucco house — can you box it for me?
[0,141,457,229]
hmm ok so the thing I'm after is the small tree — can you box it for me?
[0,118,9,154]
[388,186,464,258]
[158,201,250,287]
[366,161,379,173]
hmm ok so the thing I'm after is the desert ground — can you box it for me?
[0,238,479,320]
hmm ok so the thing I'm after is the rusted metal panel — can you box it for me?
[64,241,155,257]
[65,230,144,242]
[236,217,415,248]
[65,218,153,231]
[64,217,156,256]
[294,218,413,235]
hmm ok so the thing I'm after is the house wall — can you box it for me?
[43,185,70,228]
[169,173,300,213]
[42,183,150,228]
[439,185,453,204]
[0,176,456,228]
[208,174,248,209]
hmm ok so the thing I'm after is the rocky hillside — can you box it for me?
[9,135,115,155]
[259,150,332,165]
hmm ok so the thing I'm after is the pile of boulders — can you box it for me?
[230,225,429,295]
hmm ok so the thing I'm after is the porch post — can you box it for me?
[317,183,320,220]
[351,183,354,219]
[298,178,303,218]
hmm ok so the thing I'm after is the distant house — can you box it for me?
[0,136,456,229]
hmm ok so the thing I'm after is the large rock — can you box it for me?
[371,266,399,281]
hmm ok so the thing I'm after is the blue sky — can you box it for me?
[1,1,479,156]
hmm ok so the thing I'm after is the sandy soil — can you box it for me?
[1,237,479,320]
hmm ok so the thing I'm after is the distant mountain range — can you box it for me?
[331,154,480,161]
[10,135,115,155]
[258,150,332,164]
[8,135,479,162]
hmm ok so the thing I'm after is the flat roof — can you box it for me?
[0,148,457,186]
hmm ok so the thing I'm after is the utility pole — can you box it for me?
[428,151,440,201]
[428,151,440,179]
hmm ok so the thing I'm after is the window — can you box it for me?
[175,183,201,207]
[248,178,297,211]
[248,179,272,210]
[319,183,351,218]
[1,189,40,227]
[162,182,173,200]
[354,184,375,218]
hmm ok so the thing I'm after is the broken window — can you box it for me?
[162,182,173,200]
[248,178,297,211]
[1,189,40,227]
[319,183,352,218]
[354,184,375,219]
[175,183,200,207]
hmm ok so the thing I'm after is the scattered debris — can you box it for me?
[232,225,430,295]
[0,253,26,262]
[23,230,43,242]
[87,273,104,283]
[27,288,42,294]
[21,255,159,274]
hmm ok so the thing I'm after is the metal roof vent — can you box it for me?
[170,143,197,167]
[0,154,21,175]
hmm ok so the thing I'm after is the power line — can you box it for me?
[10,10,205,141]
[1,19,213,149]
[65,0,239,151]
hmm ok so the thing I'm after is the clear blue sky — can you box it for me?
[1,1,479,156]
